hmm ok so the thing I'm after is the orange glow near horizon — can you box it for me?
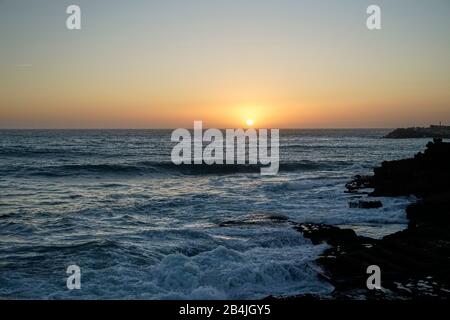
[1,1,449,129]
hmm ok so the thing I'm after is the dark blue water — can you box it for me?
[0,129,428,299]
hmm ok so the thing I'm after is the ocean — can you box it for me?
[0,129,429,299]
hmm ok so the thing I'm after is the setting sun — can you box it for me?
[246,119,254,127]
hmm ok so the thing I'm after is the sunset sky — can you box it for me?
[0,0,449,128]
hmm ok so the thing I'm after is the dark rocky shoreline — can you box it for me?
[290,138,450,299]
[385,125,450,139]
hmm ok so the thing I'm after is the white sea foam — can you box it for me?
[148,238,332,299]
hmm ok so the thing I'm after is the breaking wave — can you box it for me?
[11,160,353,178]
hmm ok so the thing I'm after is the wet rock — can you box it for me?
[349,200,383,209]
[219,213,289,227]
[371,139,450,197]
[345,175,373,193]
[406,191,450,227]
[295,222,450,298]
[295,223,360,246]
[293,140,450,299]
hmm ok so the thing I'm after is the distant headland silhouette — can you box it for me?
[385,124,450,139]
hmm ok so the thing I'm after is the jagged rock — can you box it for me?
[345,175,373,192]
[349,200,383,209]
[406,191,450,227]
[371,139,450,197]
[295,221,450,298]
[293,140,450,299]
[219,213,288,227]
[295,223,359,246]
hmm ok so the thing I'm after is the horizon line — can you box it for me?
[0,127,398,130]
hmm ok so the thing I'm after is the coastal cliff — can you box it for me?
[296,139,450,299]
[385,125,450,139]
